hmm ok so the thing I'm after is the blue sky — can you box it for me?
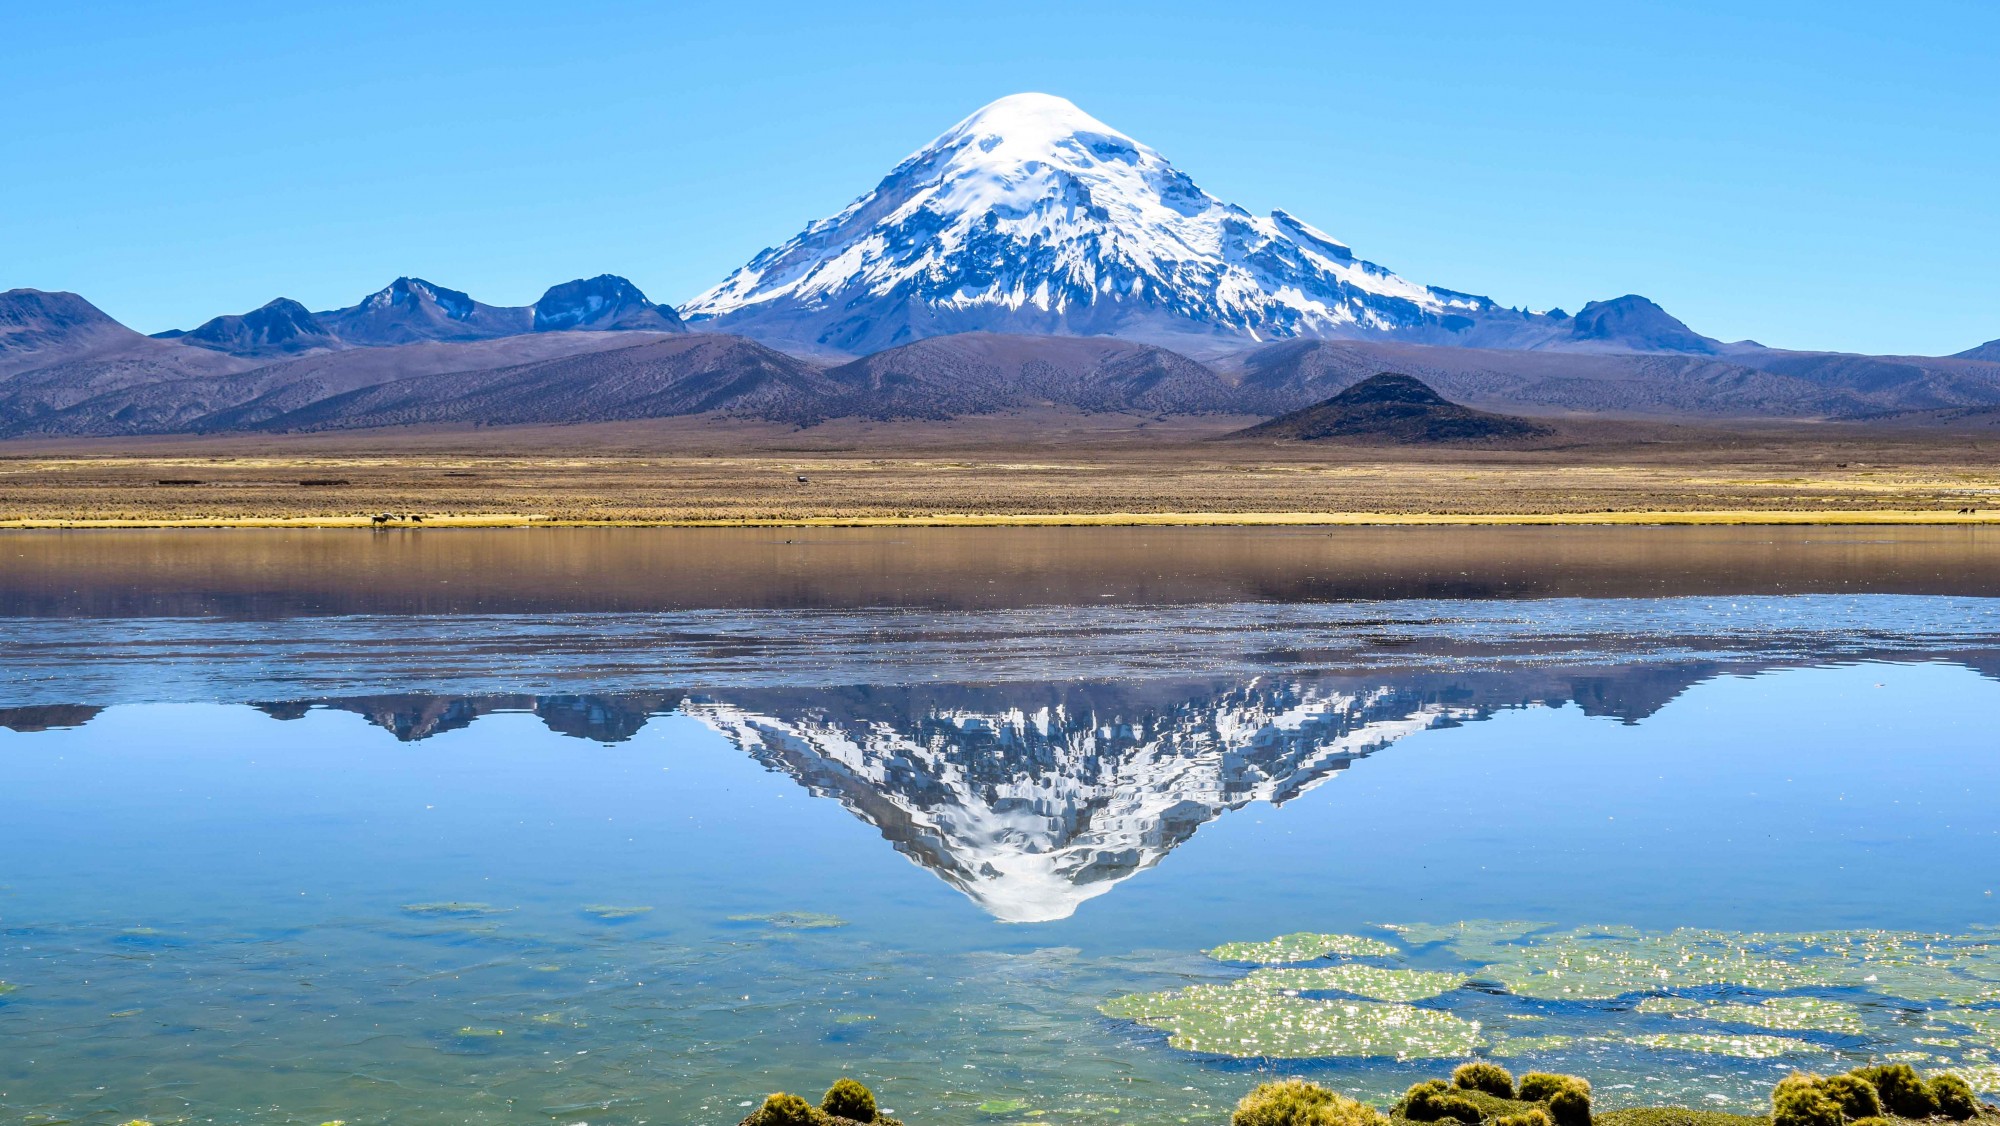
[4,0,1994,354]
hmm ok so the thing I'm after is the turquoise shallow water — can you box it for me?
[2,590,2000,1126]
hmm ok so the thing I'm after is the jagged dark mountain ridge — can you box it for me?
[138,275,686,359]
[1956,338,2000,363]
[1229,372,1553,443]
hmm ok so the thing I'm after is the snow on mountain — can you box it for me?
[683,92,1544,354]
[685,679,1478,923]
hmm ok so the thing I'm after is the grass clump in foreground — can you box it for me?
[1235,1079,1386,1126]
[1228,1065,1999,1126]
[740,1080,902,1126]
[1456,1062,1518,1098]
[1775,1066,1987,1126]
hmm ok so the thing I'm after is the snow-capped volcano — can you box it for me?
[683,92,1514,353]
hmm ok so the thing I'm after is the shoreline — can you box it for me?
[5,508,2000,529]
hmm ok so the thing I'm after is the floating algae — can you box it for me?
[727,911,848,930]
[1949,1064,2000,1096]
[1110,922,2000,1068]
[1099,985,1484,1059]
[1693,998,1870,1035]
[582,904,654,920]
[1242,965,1467,1002]
[1937,1010,2000,1051]
[1617,1032,1822,1059]
[1207,932,1398,963]
[400,902,508,918]
[454,1026,506,1038]
[1632,995,1868,1034]
[1635,997,1706,1015]
[1490,1034,1580,1056]
[1467,926,1835,1000]
[979,1099,1032,1115]
[0,981,15,995]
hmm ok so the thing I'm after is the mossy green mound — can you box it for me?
[1209,932,1400,963]
[741,1086,903,1126]
[1454,1062,1517,1099]
[1397,1080,1485,1124]
[822,1079,878,1123]
[1235,1079,1386,1126]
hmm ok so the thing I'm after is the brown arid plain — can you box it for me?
[3,410,2000,527]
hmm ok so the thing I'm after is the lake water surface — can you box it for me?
[3,528,1999,1126]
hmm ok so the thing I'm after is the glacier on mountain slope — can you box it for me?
[683,93,1542,354]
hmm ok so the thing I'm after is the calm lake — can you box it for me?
[3,527,1999,1126]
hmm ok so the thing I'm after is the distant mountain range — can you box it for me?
[150,274,685,356]
[3,92,1997,438]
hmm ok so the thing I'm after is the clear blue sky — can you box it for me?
[5,0,1995,355]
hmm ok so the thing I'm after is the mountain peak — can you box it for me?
[1568,294,1718,354]
[933,92,1134,161]
[684,95,1491,352]
[531,275,685,333]
[169,296,339,357]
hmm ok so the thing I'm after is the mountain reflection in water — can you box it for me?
[8,649,1994,923]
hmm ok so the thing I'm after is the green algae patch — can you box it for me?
[1470,927,1831,999]
[400,902,508,918]
[454,1026,506,1038]
[582,904,654,920]
[1243,965,1467,1001]
[980,1100,1032,1115]
[1100,985,1484,1059]
[1207,932,1399,963]
[1633,995,1867,1034]
[1618,1032,1822,1059]
[1938,1009,2000,1048]
[728,911,848,930]
[1491,1034,1579,1057]
[0,981,16,996]
[1948,1063,2000,1095]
